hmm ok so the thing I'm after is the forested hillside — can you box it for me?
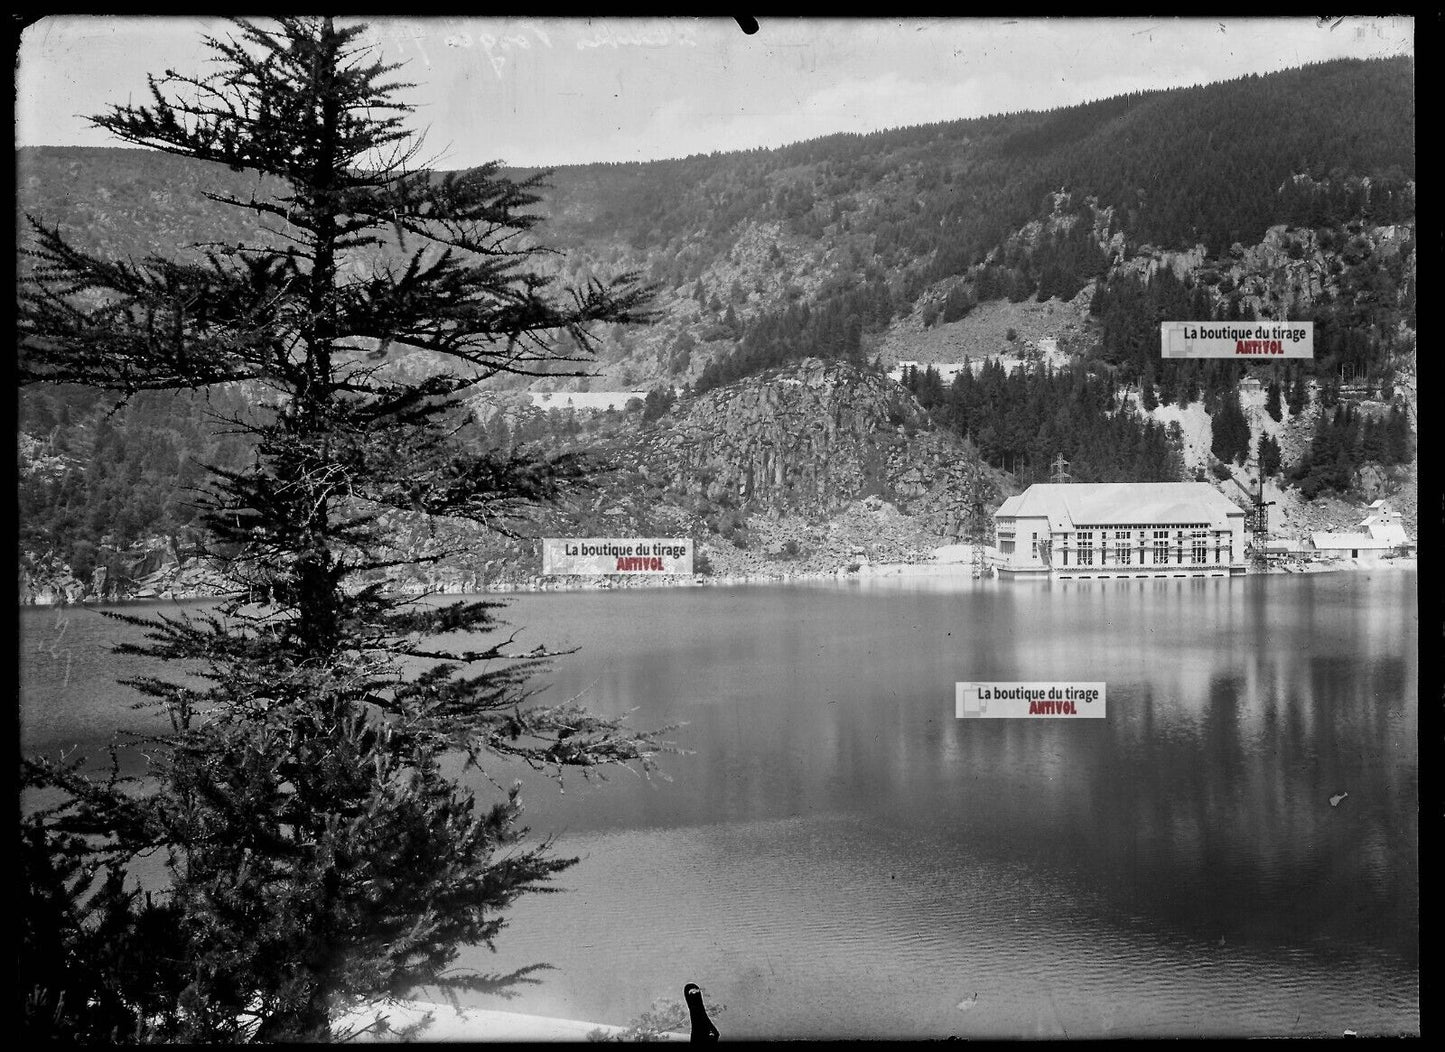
[19,55,1414,388]
[17,55,1416,599]
[899,360,1186,484]
[528,57,1412,276]
[18,386,257,597]
[517,55,1412,391]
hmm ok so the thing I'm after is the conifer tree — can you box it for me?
[1385,404,1413,464]
[1140,368,1159,412]
[1265,378,1283,422]
[19,17,665,1042]
[1287,368,1309,416]
[1257,432,1283,478]
[1210,390,1250,466]
[1156,364,1177,405]
[1360,416,1385,463]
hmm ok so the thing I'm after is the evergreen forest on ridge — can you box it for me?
[17,55,1416,594]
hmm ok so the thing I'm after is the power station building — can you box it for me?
[993,482,1248,579]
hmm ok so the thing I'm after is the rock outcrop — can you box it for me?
[18,538,231,605]
[1118,220,1414,322]
[651,358,998,538]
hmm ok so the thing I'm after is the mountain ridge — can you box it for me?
[17,55,1416,600]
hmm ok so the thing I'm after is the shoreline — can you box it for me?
[20,553,1416,606]
[334,999,685,1042]
[474,554,1420,591]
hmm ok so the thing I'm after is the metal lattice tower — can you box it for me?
[953,464,993,577]
[1050,454,1071,484]
[1244,475,1274,565]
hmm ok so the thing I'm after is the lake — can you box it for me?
[19,571,1419,1038]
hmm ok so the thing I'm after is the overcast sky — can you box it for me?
[16,15,1413,169]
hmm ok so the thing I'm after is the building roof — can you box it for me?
[1364,521,1411,544]
[1264,539,1310,552]
[994,483,1245,531]
[1356,502,1409,542]
[1310,532,1393,550]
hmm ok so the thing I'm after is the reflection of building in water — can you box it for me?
[993,482,1247,579]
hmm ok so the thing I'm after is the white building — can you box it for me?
[1357,500,1413,548]
[1309,532,1392,563]
[888,361,972,384]
[528,391,647,412]
[1308,500,1413,564]
[993,482,1247,579]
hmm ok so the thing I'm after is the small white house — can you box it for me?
[1308,501,1413,564]
[1309,532,1392,564]
[1357,500,1413,549]
[528,391,647,412]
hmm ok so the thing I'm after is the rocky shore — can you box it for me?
[22,540,1412,606]
[334,999,685,1042]
[19,543,231,606]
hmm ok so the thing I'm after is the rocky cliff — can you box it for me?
[1121,220,1415,324]
[19,360,1002,602]
[18,537,231,606]
[645,358,997,535]
[309,359,1004,591]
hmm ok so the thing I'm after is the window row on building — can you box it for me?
[993,483,1249,579]
[1061,540,1232,567]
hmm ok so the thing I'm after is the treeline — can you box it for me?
[16,147,288,267]
[20,58,1415,404]
[900,360,1185,485]
[919,218,1113,326]
[1290,403,1413,499]
[538,57,1411,299]
[1091,248,1414,388]
[1276,171,1415,233]
[1015,61,1414,257]
[18,386,257,580]
[693,274,880,395]
[970,215,1113,307]
[537,57,1411,284]
[681,58,1413,397]
[899,357,1412,500]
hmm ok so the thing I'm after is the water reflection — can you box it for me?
[19,572,1417,1036]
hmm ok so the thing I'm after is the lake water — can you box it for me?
[19,572,1419,1038]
